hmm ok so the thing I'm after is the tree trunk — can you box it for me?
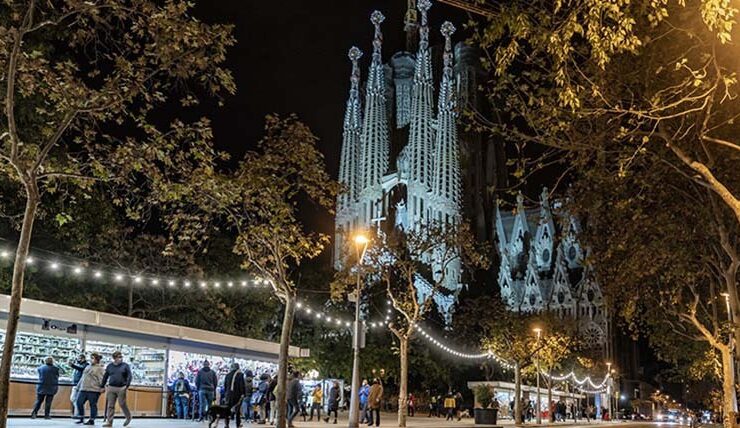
[0,185,39,428]
[514,363,523,425]
[721,346,738,428]
[276,295,296,428]
[398,336,409,427]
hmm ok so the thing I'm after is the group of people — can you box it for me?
[32,351,133,427]
[427,391,464,420]
[510,398,601,423]
[173,361,279,426]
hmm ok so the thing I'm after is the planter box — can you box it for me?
[474,408,499,425]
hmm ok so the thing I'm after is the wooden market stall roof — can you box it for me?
[0,295,307,359]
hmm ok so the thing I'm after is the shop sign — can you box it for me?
[35,319,79,336]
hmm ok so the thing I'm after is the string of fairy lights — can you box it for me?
[1,241,610,393]
[0,244,273,291]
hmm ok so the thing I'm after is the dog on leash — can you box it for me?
[207,404,233,428]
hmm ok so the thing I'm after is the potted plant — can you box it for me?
[473,384,499,425]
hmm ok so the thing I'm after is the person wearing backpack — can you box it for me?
[252,372,270,424]
[171,372,192,419]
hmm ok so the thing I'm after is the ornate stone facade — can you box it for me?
[496,190,611,355]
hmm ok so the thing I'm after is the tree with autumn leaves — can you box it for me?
[0,1,235,424]
[332,222,488,427]
[162,115,338,428]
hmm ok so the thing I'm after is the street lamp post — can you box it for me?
[533,327,543,425]
[348,234,369,428]
[606,362,612,422]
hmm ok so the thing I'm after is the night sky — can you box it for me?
[193,0,469,175]
[191,1,469,235]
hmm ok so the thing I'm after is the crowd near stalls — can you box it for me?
[0,296,306,418]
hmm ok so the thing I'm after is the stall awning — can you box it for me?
[0,295,307,359]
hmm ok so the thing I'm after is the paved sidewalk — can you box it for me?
[5,415,653,428]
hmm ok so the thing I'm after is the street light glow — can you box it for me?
[353,234,369,245]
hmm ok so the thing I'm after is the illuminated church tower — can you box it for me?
[334,0,465,320]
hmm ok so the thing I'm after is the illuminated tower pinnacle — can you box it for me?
[431,21,461,223]
[337,47,363,217]
[406,0,436,228]
[357,10,390,225]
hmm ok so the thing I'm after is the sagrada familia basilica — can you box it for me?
[334,0,610,356]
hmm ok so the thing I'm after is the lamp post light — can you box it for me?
[348,234,369,428]
[533,327,543,425]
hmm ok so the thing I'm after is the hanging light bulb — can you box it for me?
[94,271,102,279]
[50,262,59,270]
[73,267,83,275]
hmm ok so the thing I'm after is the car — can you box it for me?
[656,409,688,423]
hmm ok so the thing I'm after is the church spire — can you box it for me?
[431,21,461,223]
[337,47,363,215]
[357,11,390,223]
[406,0,436,226]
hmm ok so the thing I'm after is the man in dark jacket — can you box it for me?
[286,371,303,428]
[69,353,88,417]
[101,351,133,427]
[224,363,246,428]
[195,360,218,422]
[267,373,277,424]
[324,380,340,424]
[243,370,254,422]
[31,357,60,419]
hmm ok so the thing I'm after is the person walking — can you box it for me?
[171,372,192,419]
[324,381,339,424]
[408,393,415,417]
[359,380,370,423]
[101,351,133,427]
[428,393,437,417]
[367,379,383,427]
[69,353,88,418]
[454,391,463,421]
[444,392,456,421]
[308,384,322,421]
[491,398,500,425]
[195,360,218,422]
[286,371,303,428]
[253,372,270,424]
[31,356,60,419]
[75,353,105,425]
[267,373,278,425]
[243,370,255,422]
[224,363,246,428]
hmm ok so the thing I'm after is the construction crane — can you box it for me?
[434,0,496,18]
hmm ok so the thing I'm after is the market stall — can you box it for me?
[0,295,308,417]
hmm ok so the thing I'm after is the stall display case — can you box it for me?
[0,331,80,382]
[86,340,165,386]
[167,351,277,386]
